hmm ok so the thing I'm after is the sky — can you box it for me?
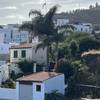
[0,0,100,25]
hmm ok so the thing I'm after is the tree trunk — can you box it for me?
[55,42,58,71]
[47,46,49,70]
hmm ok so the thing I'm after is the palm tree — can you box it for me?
[19,5,64,70]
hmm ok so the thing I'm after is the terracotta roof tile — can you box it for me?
[10,43,33,49]
[17,71,62,82]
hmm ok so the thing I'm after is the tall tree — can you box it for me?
[19,6,63,69]
[69,40,79,58]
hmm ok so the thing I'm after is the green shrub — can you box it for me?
[18,60,43,75]
[1,79,16,89]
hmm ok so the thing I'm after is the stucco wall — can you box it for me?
[33,82,45,100]
[56,19,69,26]
[32,47,47,65]
[10,47,47,65]
[0,28,29,43]
[19,84,33,100]
[10,48,33,63]
[73,24,92,33]
[0,88,16,100]
[44,74,65,94]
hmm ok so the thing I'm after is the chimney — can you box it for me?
[33,63,37,73]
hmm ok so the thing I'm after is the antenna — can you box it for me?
[42,0,47,14]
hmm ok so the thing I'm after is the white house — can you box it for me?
[0,24,29,43]
[0,43,19,66]
[69,23,93,33]
[10,43,47,65]
[56,18,69,27]
[54,18,69,27]
[0,43,19,55]
[16,71,65,100]
[94,30,100,34]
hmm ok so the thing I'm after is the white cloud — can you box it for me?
[0,6,17,10]
[5,15,16,19]
[5,15,26,20]
[21,1,42,6]
[0,0,100,24]
[20,0,53,7]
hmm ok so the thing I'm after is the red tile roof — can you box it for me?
[10,43,33,49]
[17,71,62,82]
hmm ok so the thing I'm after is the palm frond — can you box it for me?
[29,10,42,17]
[35,42,46,53]
[44,5,58,24]
[19,22,33,33]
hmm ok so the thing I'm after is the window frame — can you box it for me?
[21,50,26,58]
[13,50,18,58]
[36,85,41,92]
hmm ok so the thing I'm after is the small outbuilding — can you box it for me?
[16,71,65,100]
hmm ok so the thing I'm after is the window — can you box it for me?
[14,51,18,58]
[4,34,6,38]
[81,28,83,32]
[36,85,41,92]
[21,50,26,58]
[11,31,13,39]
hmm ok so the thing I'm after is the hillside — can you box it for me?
[55,2,100,24]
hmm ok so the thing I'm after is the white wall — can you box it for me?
[10,46,47,65]
[33,82,45,100]
[0,34,4,43]
[0,28,12,43]
[32,47,47,65]
[57,19,69,26]
[16,82,19,100]
[12,30,29,43]
[0,43,19,55]
[0,27,29,43]
[0,88,16,100]
[44,74,65,94]
[72,23,93,33]
[0,61,6,66]
[19,84,33,100]
[10,48,33,63]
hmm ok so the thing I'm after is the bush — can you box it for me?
[18,60,43,75]
[55,59,74,83]
[79,39,100,53]
[45,91,66,100]
[1,79,15,89]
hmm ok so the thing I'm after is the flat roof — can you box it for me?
[17,71,62,82]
